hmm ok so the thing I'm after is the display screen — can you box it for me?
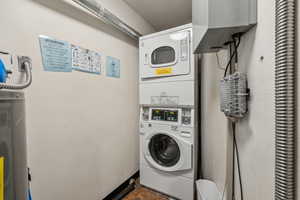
[151,109,178,122]
[165,110,178,122]
[152,109,165,121]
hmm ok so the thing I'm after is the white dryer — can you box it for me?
[139,24,196,107]
[139,26,191,80]
[139,107,197,200]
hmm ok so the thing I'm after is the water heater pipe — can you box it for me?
[275,0,296,199]
[70,0,142,40]
[0,56,32,90]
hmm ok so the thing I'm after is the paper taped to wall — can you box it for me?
[106,56,120,78]
[39,35,72,72]
[72,45,101,74]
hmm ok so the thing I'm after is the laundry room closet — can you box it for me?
[0,0,299,200]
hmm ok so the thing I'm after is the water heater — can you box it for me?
[0,55,32,200]
[193,0,257,53]
[0,91,28,200]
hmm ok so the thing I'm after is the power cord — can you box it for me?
[231,33,244,200]
[221,122,245,200]
[221,122,244,200]
[232,122,235,200]
[224,33,244,200]
[224,35,241,78]
[232,123,244,200]
[221,33,245,200]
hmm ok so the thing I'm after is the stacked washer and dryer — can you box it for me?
[139,24,199,200]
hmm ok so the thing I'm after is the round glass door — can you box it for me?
[151,46,176,65]
[149,134,180,167]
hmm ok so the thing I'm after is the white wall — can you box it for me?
[201,0,275,199]
[0,0,154,199]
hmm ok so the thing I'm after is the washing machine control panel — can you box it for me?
[151,109,178,122]
[140,107,193,126]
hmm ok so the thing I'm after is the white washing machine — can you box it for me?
[139,24,198,199]
[139,107,197,200]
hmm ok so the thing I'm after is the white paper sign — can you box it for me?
[72,45,101,74]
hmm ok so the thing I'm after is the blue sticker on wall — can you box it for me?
[39,35,72,72]
[106,56,120,78]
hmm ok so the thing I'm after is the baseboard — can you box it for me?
[103,171,139,200]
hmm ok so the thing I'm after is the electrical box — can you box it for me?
[193,0,257,53]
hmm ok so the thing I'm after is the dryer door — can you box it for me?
[144,132,192,172]
[140,30,191,79]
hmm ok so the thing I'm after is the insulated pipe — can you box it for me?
[70,0,142,40]
[275,0,296,199]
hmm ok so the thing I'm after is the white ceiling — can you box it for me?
[124,0,192,31]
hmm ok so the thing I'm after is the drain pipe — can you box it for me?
[275,0,296,199]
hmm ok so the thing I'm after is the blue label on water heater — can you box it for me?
[0,59,7,83]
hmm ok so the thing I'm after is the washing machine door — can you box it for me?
[144,132,192,172]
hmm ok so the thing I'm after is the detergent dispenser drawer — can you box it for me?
[0,91,28,200]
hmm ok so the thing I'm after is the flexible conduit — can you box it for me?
[275,0,296,199]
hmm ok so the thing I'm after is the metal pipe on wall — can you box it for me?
[275,0,297,199]
[71,0,142,40]
[0,57,32,90]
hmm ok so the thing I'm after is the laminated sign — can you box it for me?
[106,56,120,78]
[39,35,72,72]
[72,45,101,74]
